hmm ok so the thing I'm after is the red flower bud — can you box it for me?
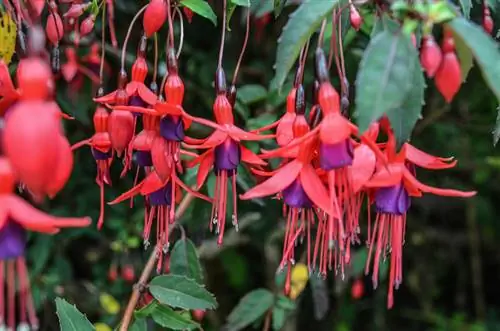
[143,0,168,38]
[435,51,461,103]
[420,36,442,78]
[108,110,135,156]
[183,7,194,23]
[46,135,74,198]
[108,263,118,282]
[45,12,64,45]
[121,264,135,282]
[483,13,494,34]
[351,279,364,300]
[80,15,96,37]
[64,3,90,18]
[3,102,63,198]
[17,58,54,100]
[349,5,362,31]
[29,0,46,17]
[191,309,206,322]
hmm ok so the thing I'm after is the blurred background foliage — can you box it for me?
[21,0,500,330]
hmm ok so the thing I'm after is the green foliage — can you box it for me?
[149,275,218,310]
[170,238,205,284]
[271,0,339,91]
[55,298,95,331]
[136,302,200,330]
[225,289,274,330]
[355,30,420,143]
[180,0,217,25]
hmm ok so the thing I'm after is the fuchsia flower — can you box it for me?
[0,157,90,330]
[363,118,476,308]
[184,68,272,245]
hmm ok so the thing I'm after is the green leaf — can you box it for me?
[237,84,268,104]
[134,301,159,318]
[129,318,147,331]
[448,18,500,104]
[271,0,339,91]
[226,289,274,330]
[180,0,217,25]
[274,0,287,17]
[371,14,400,37]
[170,238,204,284]
[55,298,95,331]
[458,0,472,18]
[151,305,200,330]
[493,107,500,145]
[149,275,218,310]
[355,31,418,134]
[272,307,286,330]
[309,275,329,320]
[275,294,296,311]
[451,28,474,82]
[351,247,368,276]
[231,0,250,6]
[386,49,425,146]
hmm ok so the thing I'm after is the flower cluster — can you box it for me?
[0,27,90,329]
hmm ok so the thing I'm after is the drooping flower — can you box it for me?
[72,104,113,229]
[0,157,91,330]
[184,68,271,245]
[363,120,476,309]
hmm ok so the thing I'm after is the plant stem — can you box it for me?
[118,192,195,331]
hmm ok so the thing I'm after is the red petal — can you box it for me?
[404,143,457,169]
[182,130,227,149]
[94,91,117,104]
[319,113,354,144]
[249,167,279,177]
[196,150,214,189]
[47,136,74,198]
[240,160,302,200]
[125,82,139,96]
[364,164,404,188]
[140,171,167,195]
[259,126,319,159]
[241,146,267,166]
[249,118,280,133]
[113,105,158,115]
[183,113,223,131]
[402,168,476,197]
[108,180,145,205]
[155,103,183,116]
[276,113,296,146]
[434,52,461,103]
[227,125,274,141]
[300,164,336,218]
[6,196,91,232]
[138,85,158,105]
[349,144,377,193]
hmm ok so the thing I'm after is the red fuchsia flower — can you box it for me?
[253,13,271,43]
[3,101,74,201]
[259,51,384,272]
[61,47,100,85]
[349,4,362,31]
[83,43,111,78]
[434,28,462,103]
[143,0,168,38]
[363,120,476,309]
[483,3,494,34]
[0,157,90,330]
[28,0,45,17]
[72,103,113,229]
[183,7,194,24]
[241,87,338,292]
[420,35,443,78]
[80,14,96,37]
[63,2,90,18]
[0,61,19,115]
[184,68,272,245]
[45,1,64,46]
